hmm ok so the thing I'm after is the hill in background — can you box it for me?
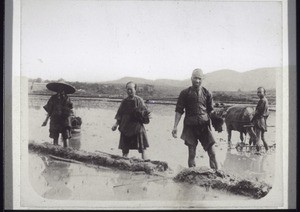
[28,67,278,105]
[105,67,277,92]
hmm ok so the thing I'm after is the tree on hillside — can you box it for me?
[35,77,43,83]
[57,78,65,82]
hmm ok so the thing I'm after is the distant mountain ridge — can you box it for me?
[105,67,278,91]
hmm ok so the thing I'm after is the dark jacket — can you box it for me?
[115,95,150,136]
[175,86,214,126]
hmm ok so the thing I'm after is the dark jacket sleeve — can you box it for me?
[206,89,214,114]
[175,89,186,114]
[62,96,74,117]
[115,99,124,122]
[255,99,266,117]
[43,95,54,115]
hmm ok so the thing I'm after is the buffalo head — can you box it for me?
[210,109,227,132]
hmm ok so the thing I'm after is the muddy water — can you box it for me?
[28,95,276,201]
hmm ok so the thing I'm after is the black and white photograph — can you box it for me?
[7,0,294,209]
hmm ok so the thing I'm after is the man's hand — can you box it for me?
[42,114,50,127]
[172,128,178,138]
[111,123,118,131]
[172,112,182,139]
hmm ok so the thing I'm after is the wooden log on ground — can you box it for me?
[28,141,168,174]
[173,167,272,199]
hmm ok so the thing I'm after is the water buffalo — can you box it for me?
[224,105,257,147]
[210,110,226,132]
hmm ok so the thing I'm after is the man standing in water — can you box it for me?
[112,82,150,160]
[172,69,219,169]
[250,87,270,151]
[42,82,75,148]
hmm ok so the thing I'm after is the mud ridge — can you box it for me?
[28,141,168,174]
[173,167,272,199]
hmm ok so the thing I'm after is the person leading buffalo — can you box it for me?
[250,86,270,151]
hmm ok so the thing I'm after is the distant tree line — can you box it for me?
[212,90,276,105]
[28,78,276,105]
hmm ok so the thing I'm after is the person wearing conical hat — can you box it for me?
[172,69,219,169]
[42,81,76,147]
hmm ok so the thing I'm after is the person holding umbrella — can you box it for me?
[42,81,76,147]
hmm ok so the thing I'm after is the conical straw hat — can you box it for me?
[46,82,76,94]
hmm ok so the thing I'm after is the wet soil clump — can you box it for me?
[28,141,168,174]
[173,167,272,199]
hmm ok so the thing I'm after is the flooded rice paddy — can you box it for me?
[28,95,277,203]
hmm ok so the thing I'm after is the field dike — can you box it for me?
[29,142,272,198]
[28,141,168,174]
[174,167,272,199]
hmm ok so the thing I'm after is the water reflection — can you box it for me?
[112,172,149,200]
[222,149,270,181]
[29,105,42,110]
[72,100,120,111]
[175,182,209,201]
[28,96,276,201]
[40,156,72,199]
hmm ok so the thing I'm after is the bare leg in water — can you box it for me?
[53,139,58,145]
[122,148,129,157]
[63,138,69,148]
[261,131,269,151]
[187,144,218,170]
[141,149,147,160]
[188,145,197,167]
[207,145,218,170]
[255,127,262,151]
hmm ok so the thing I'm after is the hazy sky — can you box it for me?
[20,0,283,82]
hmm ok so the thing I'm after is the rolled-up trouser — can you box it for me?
[49,117,72,140]
[253,116,268,132]
[181,123,216,151]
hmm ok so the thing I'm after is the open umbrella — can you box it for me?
[46,82,76,94]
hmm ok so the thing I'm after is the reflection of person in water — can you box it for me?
[40,156,72,199]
